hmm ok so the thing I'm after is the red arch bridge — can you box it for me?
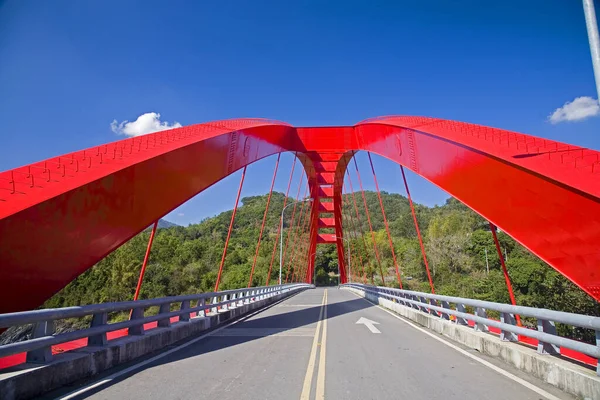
[0,116,599,400]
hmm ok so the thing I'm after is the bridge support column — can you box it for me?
[300,150,350,285]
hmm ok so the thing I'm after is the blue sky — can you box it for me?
[1,1,599,225]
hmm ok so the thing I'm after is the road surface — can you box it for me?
[50,288,572,400]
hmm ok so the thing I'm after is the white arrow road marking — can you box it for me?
[356,317,381,333]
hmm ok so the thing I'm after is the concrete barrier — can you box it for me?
[0,288,305,400]
[344,286,600,400]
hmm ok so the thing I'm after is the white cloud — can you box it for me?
[111,112,182,136]
[177,213,185,217]
[548,96,600,124]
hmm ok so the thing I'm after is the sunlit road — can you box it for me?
[50,288,571,400]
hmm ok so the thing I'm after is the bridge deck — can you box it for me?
[46,288,572,400]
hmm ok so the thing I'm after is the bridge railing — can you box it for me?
[0,283,310,364]
[342,283,600,374]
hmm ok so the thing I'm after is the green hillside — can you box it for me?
[44,191,599,341]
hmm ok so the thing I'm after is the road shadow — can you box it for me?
[44,289,372,399]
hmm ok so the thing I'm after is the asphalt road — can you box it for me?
[53,288,573,400]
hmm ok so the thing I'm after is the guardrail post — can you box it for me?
[179,300,191,322]
[88,312,108,346]
[410,295,420,310]
[26,320,54,363]
[158,303,171,327]
[440,301,451,320]
[418,296,429,313]
[222,295,229,311]
[500,312,517,342]
[537,319,559,354]
[394,291,402,305]
[128,307,145,335]
[596,331,600,375]
[198,298,206,317]
[211,296,218,313]
[455,304,469,325]
[428,299,438,316]
[474,307,489,332]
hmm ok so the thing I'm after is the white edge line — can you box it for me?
[56,295,296,400]
[346,290,564,400]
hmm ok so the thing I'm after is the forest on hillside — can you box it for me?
[43,191,599,342]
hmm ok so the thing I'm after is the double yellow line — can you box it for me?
[301,290,328,400]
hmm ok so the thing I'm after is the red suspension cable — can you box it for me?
[341,186,354,282]
[290,198,308,282]
[266,156,297,285]
[342,184,366,283]
[489,222,522,326]
[347,171,374,285]
[347,190,368,283]
[214,166,247,292]
[248,154,280,287]
[294,191,313,282]
[368,153,403,289]
[288,185,309,280]
[287,192,307,282]
[400,165,435,293]
[286,198,306,282]
[283,174,305,283]
[133,220,158,301]
[353,156,386,285]
[304,201,318,283]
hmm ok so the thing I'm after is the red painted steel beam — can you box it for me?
[317,233,337,243]
[214,166,247,292]
[2,116,600,313]
[248,153,280,287]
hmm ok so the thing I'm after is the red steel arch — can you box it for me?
[0,116,599,313]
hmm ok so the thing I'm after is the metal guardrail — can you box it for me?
[342,283,600,374]
[0,283,311,364]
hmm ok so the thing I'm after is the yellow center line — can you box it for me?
[315,290,327,399]
[300,289,327,400]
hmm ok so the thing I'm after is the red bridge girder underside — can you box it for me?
[0,116,599,313]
